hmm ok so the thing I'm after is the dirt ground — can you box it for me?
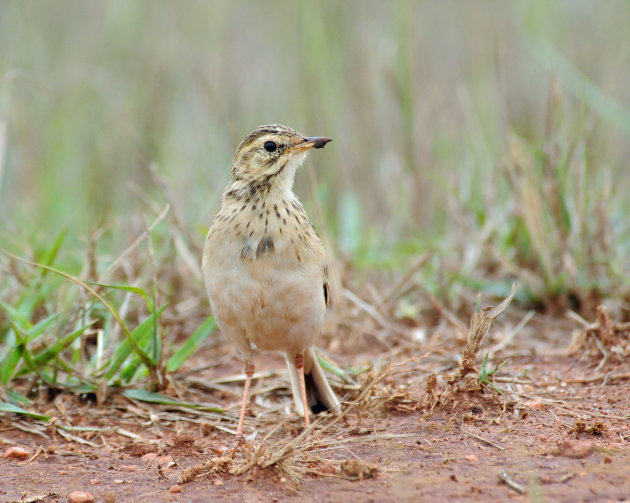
[1,316,629,503]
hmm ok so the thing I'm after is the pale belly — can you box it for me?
[203,253,326,359]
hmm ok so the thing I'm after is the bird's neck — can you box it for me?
[222,176,297,207]
[224,152,306,203]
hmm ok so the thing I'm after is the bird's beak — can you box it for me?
[288,136,333,153]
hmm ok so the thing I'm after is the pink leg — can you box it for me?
[235,360,255,441]
[295,353,310,429]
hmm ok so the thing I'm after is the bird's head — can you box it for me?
[227,124,332,196]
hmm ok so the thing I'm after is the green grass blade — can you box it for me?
[36,228,68,270]
[17,322,96,377]
[119,346,154,383]
[0,299,31,327]
[475,294,482,314]
[23,313,60,342]
[9,322,43,381]
[5,389,31,405]
[122,388,223,411]
[1,335,23,385]
[83,280,155,312]
[103,304,166,381]
[0,402,50,421]
[0,312,62,375]
[167,316,216,373]
[0,307,58,375]
[119,304,166,382]
[0,306,21,365]
[15,281,58,323]
[2,251,157,373]
[530,38,630,137]
[12,229,68,318]
[317,354,353,382]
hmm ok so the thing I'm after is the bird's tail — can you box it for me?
[285,347,341,418]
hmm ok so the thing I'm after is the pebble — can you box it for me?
[3,446,30,459]
[168,485,182,493]
[465,454,479,462]
[68,491,95,503]
[553,440,595,458]
[156,455,174,465]
[89,479,100,485]
[318,461,337,475]
[523,399,544,409]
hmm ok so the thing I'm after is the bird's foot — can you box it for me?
[225,434,250,455]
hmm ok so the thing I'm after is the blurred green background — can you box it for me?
[2,0,630,299]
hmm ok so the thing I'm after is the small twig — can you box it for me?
[11,422,49,438]
[488,310,535,357]
[383,252,433,306]
[563,374,610,384]
[55,428,99,447]
[98,203,170,283]
[308,470,348,479]
[260,355,429,470]
[491,377,531,384]
[310,433,423,451]
[426,291,468,336]
[595,305,616,345]
[235,423,284,475]
[26,446,46,463]
[144,162,209,281]
[592,335,611,372]
[342,288,390,329]
[498,470,526,494]
[460,420,505,451]
[566,310,593,329]
[548,410,574,428]
[315,355,429,438]
[9,493,59,503]
[257,414,328,469]
[520,393,630,421]
[116,428,145,441]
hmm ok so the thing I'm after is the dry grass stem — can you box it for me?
[342,288,391,331]
[98,203,170,283]
[174,355,430,486]
[487,310,535,357]
[446,283,518,385]
[460,419,505,451]
[426,290,469,337]
[567,304,630,368]
[383,252,433,307]
[498,470,526,494]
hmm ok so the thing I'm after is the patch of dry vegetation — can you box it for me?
[568,305,630,371]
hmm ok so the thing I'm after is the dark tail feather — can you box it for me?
[285,347,341,417]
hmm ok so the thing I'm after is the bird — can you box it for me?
[202,124,341,440]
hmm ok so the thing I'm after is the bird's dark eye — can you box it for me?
[264,141,277,152]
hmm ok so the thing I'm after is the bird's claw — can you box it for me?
[226,434,250,455]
